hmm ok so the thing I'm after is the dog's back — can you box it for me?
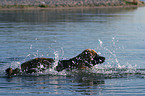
[21,58,54,73]
[5,58,55,76]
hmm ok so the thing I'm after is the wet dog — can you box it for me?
[5,49,105,76]
[56,49,105,71]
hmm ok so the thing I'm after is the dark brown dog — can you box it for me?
[5,49,105,76]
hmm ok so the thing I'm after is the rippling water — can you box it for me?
[0,7,145,95]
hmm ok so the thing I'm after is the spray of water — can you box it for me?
[91,37,145,78]
[1,38,145,78]
[98,37,120,65]
[41,49,67,76]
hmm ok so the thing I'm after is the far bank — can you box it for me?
[0,0,144,10]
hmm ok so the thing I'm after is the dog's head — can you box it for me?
[79,49,105,67]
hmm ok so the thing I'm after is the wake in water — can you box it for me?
[1,37,145,79]
[93,38,145,79]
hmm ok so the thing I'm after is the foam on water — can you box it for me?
[36,40,145,78]
[1,37,145,78]
[91,38,145,78]
[45,50,67,76]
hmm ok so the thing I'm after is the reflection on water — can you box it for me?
[0,7,145,95]
[4,75,105,95]
[3,68,145,95]
[0,7,138,24]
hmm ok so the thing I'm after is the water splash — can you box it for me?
[1,38,145,79]
[93,37,145,78]
[98,39,103,47]
[98,37,120,66]
[41,50,67,76]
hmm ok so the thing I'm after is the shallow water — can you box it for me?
[0,7,145,95]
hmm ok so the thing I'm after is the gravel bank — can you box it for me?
[0,0,144,8]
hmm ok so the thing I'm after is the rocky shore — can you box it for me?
[0,0,144,9]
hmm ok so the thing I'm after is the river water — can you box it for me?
[0,7,145,95]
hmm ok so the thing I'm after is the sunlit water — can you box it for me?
[0,7,145,95]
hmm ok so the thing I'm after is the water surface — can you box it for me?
[0,7,145,95]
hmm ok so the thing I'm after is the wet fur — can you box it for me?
[56,49,105,71]
[5,49,105,76]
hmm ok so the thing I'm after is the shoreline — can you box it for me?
[0,5,144,10]
[0,0,144,10]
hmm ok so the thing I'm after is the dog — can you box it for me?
[5,49,105,76]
